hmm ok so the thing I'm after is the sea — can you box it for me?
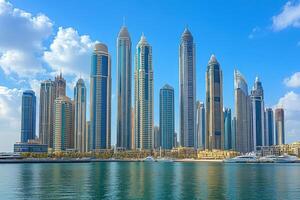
[0,162,300,199]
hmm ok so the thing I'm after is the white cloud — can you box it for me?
[272,1,300,31]
[44,27,96,78]
[0,86,22,152]
[0,50,45,76]
[248,27,261,39]
[274,91,300,143]
[0,0,52,77]
[284,72,300,88]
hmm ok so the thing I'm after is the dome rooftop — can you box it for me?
[94,42,108,53]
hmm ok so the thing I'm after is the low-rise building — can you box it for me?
[14,140,48,153]
[256,142,300,157]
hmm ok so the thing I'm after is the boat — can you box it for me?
[224,154,258,163]
[274,154,298,163]
[143,156,156,162]
[259,155,277,163]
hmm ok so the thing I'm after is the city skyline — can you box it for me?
[1,0,300,151]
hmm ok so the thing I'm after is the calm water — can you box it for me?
[0,162,300,199]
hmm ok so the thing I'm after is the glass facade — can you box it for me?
[251,77,265,149]
[21,90,36,143]
[134,34,153,150]
[224,108,232,150]
[74,79,87,152]
[39,80,55,148]
[116,26,132,150]
[160,84,174,150]
[179,28,196,148]
[234,70,252,153]
[265,108,274,146]
[14,143,48,153]
[205,55,224,150]
[90,43,111,150]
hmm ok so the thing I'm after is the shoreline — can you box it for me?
[2,158,299,164]
[0,158,224,164]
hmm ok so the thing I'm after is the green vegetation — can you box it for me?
[20,148,239,160]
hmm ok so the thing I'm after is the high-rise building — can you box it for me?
[134,34,154,150]
[21,90,36,143]
[224,108,232,150]
[39,80,55,148]
[275,108,285,145]
[53,96,74,152]
[195,101,205,149]
[116,25,132,150]
[54,72,66,98]
[265,108,274,146]
[205,55,224,150]
[153,126,161,149]
[131,107,135,150]
[234,70,252,153]
[86,121,91,151]
[160,84,175,150]
[231,117,237,150]
[174,132,178,148]
[74,78,87,152]
[90,43,112,150]
[251,77,265,149]
[179,28,196,148]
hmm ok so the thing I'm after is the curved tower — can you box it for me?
[134,34,154,150]
[205,55,224,150]
[234,70,252,153]
[90,43,111,150]
[179,28,196,147]
[116,26,132,150]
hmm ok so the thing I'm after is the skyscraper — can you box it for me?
[231,117,237,150]
[179,28,196,148]
[195,101,205,149]
[54,72,66,98]
[134,34,154,150]
[160,84,175,150]
[116,25,132,150]
[131,107,135,150]
[275,108,285,145]
[265,108,274,146]
[205,55,224,150]
[86,121,91,151]
[90,43,112,150]
[74,78,87,152]
[39,80,55,148]
[53,96,73,152]
[224,108,232,150]
[251,77,265,149]
[21,90,36,143]
[234,70,252,153]
[153,126,161,149]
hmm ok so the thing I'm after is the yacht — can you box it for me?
[274,154,298,163]
[224,154,258,163]
[143,156,156,162]
[259,155,277,163]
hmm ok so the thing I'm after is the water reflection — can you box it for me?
[0,162,300,199]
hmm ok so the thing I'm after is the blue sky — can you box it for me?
[0,0,300,151]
